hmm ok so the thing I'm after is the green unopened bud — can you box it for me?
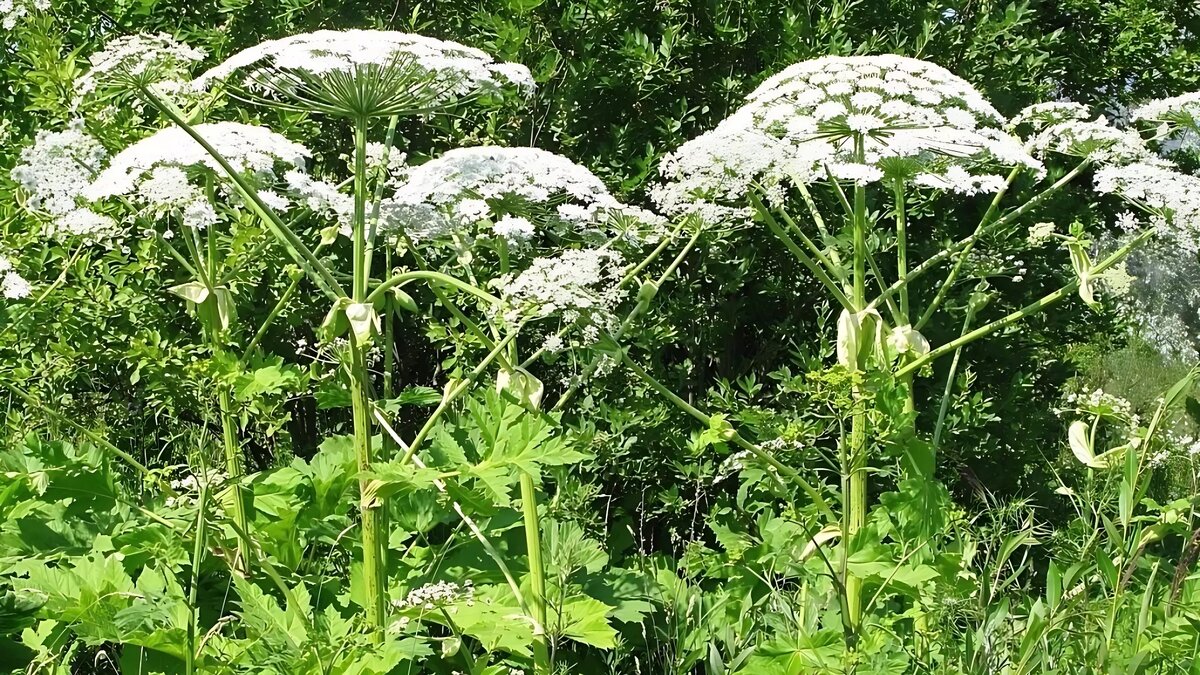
[636,280,659,305]
[318,298,350,341]
[837,308,885,371]
[391,288,419,314]
[285,265,304,282]
[836,309,860,371]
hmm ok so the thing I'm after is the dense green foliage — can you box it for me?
[2,1,1200,674]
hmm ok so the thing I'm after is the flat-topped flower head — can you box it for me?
[85,122,311,229]
[654,54,1041,221]
[192,30,534,118]
[1007,101,1158,168]
[1094,161,1200,254]
[76,32,206,103]
[496,248,627,327]
[1,0,49,30]
[12,123,108,217]
[11,123,121,242]
[1006,102,1092,131]
[1132,92,1200,151]
[381,146,663,243]
[1132,92,1200,131]
[0,255,31,300]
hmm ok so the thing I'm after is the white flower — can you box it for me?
[284,170,352,220]
[1132,92,1200,126]
[393,580,474,610]
[85,122,312,230]
[0,0,48,30]
[12,125,109,217]
[0,255,31,300]
[1007,101,1092,132]
[384,146,661,242]
[1093,162,1200,253]
[50,208,121,240]
[540,334,565,353]
[655,54,1040,221]
[455,199,491,223]
[497,248,627,325]
[75,32,206,101]
[492,215,535,244]
[192,30,533,117]
[913,166,1005,195]
[1027,221,1056,244]
[1022,116,1156,166]
[1131,91,1200,151]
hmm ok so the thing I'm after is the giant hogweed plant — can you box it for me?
[3,28,689,674]
[4,25,1200,675]
[651,55,1200,648]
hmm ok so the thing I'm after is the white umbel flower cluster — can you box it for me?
[85,122,311,229]
[76,32,206,100]
[1093,162,1200,253]
[1131,92,1200,151]
[192,30,533,116]
[1006,102,1093,130]
[11,123,120,241]
[0,0,48,30]
[12,124,108,216]
[1009,102,1157,167]
[393,580,474,611]
[0,256,32,300]
[384,146,660,242]
[497,248,627,326]
[654,55,1041,221]
[1132,92,1200,128]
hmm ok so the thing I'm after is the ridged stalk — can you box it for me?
[845,135,869,633]
[520,473,551,673]
[217,387,251,572]
[351,116,386,633]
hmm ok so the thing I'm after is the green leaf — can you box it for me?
[557,596,617,649]
[0,588,43,633]
[359,460,442,509]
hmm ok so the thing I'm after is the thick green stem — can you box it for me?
[185,479,208,675]
[350,116,387,635]
[520,473,552,673]
[893,178,909,322]
[186,222,252,574]
[845,136,870,634]
[351,341,386,632]
[217,388,251,572]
